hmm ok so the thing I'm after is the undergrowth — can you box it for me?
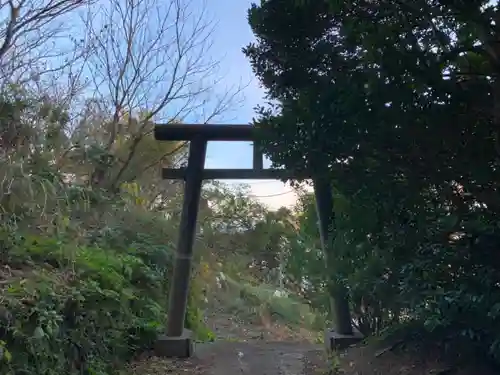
[0,229,212,375]
[213,273,326,334]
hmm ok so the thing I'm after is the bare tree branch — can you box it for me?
[0,0,92,81]
[80,0,244,188]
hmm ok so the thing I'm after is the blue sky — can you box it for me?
[198,0,300,210]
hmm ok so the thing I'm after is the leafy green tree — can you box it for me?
[245,0,500,361]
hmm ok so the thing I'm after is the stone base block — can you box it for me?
[324,327,364,351]
[154,329,194,358]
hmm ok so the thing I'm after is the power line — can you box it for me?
[248,190,296,198]
[246,180,289,185]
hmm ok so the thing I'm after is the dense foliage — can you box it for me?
[244,0,500,365]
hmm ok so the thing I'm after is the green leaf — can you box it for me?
[33,326,45,339]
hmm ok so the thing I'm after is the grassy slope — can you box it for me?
[0,230,211,375]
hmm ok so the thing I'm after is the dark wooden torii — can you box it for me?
[153,123,362,358]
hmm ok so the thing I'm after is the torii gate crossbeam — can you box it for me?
[153,123,362,358]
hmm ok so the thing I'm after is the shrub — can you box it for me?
[0,234,211,375]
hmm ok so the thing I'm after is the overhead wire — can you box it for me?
[248,190,296,199]
[245,180,289,185]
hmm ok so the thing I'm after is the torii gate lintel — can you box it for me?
[153,123,361,358]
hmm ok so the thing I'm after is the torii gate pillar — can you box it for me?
[314,177,364,350]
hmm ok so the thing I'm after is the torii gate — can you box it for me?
[153,123,362,357]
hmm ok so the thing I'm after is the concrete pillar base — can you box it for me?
[154,329,194,358]
[324,327,364,351]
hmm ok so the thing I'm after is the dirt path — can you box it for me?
[128,311,500,375]
[128,336,322,375]
[196,341,321,375]
[195,312,322,375]
[128,311,323,375]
